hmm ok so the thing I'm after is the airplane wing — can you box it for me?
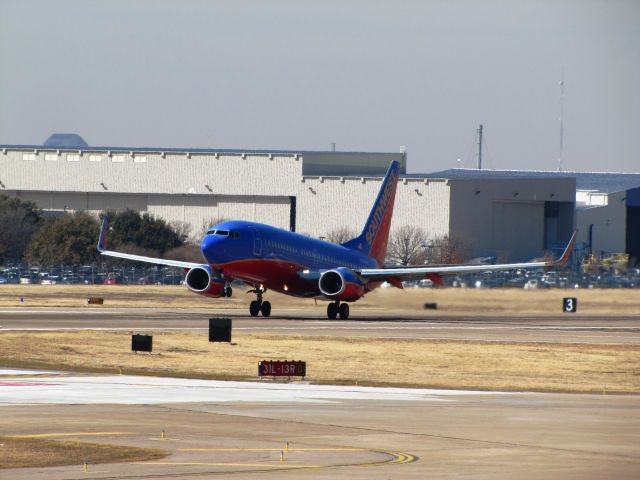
[356,231,577,283]
[97,217,202,269]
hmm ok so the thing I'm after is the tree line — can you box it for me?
[326,225,469,266]
[0,194,197,265]
[0,193,467,267]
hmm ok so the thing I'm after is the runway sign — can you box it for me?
[259,360,306,377]
[132,334,152,352]
[209,317,232,343]
[563,297,578,313]
[86,297,104,305]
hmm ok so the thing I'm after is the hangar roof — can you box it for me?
[0,142,395,156]
[409,168,640,194]
[1,138,405,175]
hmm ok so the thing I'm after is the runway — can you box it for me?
[2,368,639,479]
[1,307,640,344]
[1,307,640,478]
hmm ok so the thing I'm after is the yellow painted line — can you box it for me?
[11,432,131,438]
[131,462,319,468]
[383,451,417,464]
[178,447,367,452]
[133,447,417,470]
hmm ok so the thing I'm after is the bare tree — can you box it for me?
[170,221,192,243]
[165,244,203,263]
[386,225,429,265]
[326,226,357,244]
[430,234,469,264]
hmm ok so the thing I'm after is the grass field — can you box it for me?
[0,435,167,469]
[1,285,638,394]
[1,284,640,315]
[1,331,638,394]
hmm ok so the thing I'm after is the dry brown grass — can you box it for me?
[1,331,638,394]
[0,284,639,315]
[0,435,167,469]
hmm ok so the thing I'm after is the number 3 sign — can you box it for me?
[563,297,578,313]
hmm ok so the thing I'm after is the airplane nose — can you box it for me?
[201,235,217,260]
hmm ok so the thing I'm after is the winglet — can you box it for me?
[98,217,109,252]
[552,230,577,266]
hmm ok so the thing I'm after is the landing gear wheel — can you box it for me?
[222,286,232,297]
[338,302,350,320]
[260,301,271,317]
[327,302,338,320]
[249,300,261,317]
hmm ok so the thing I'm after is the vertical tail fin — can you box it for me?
[342,161,400,264]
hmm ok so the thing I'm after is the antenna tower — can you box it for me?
[558,69,565,171]
[477,124,483,169]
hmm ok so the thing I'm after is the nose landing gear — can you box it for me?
[248,286,271,317]
[327,301,350,320]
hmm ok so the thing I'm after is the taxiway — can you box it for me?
[1,307,639,344]
[2,369,639,479]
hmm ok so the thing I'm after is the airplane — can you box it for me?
[97,161,576,319]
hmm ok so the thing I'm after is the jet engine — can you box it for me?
[185,266,225,297]
[318,267,365,302]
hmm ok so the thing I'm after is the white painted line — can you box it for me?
[0,374,506,406]
[0,368,60,376]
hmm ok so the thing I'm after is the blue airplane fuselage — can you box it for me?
[201,220,379,297]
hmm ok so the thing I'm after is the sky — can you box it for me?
[1,0,638,173]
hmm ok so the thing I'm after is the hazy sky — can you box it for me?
[1,0,638,173]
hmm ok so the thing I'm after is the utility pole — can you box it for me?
[558,69,565,171]
[477,124,483,170]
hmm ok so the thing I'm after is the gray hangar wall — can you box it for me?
[448,177,575,261]
[0,147,404,241]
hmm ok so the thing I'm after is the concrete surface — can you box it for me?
[1,370,638,479]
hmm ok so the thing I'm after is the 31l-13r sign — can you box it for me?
[259,360,306,377]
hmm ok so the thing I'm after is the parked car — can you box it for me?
[104,273,126,285]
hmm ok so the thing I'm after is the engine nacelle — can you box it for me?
[318,267,365,302]
[185,266,225,298]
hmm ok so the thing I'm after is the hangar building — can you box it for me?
[1,135,578,262]
[430,169,640,266]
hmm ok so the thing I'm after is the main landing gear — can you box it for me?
[248,286,271,317]
[220,284,233,297]
[327,301,349,320]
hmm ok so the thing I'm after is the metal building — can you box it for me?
[0,138,404,241]
[1,136,587,262]
[429,169,640,264]
[573,173,640,265]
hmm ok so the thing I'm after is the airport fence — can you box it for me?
[1,263,639,289]
[0,263,184,286]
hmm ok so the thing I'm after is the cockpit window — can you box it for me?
[206,229,239,238]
